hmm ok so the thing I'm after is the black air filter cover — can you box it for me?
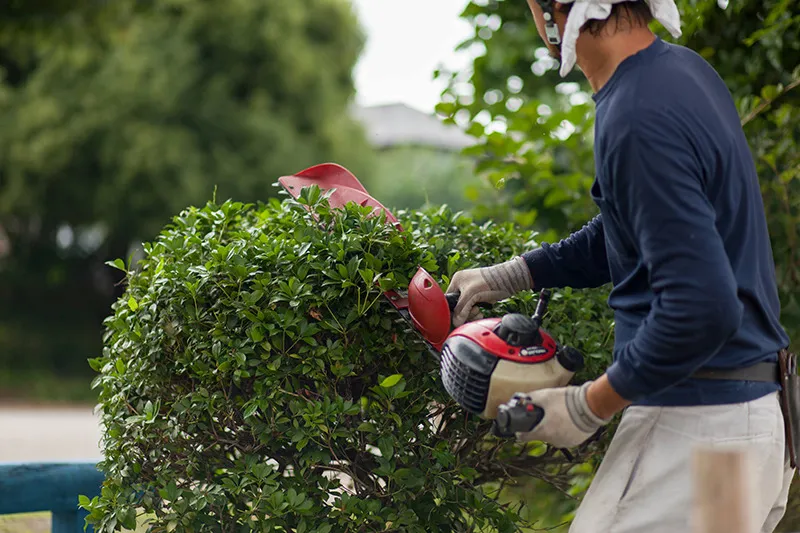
[440,335,499,415]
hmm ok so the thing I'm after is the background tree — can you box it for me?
[364,146,490,213]
[435,0,800,529]
[0,0,375,395]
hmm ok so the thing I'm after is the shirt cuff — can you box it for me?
[521,245,558,289]
[605,359,647,402]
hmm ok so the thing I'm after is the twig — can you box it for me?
[530,520,572,532]
[741,77,800,126]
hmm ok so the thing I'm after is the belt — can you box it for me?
[691,361,780,383]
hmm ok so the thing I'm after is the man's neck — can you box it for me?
[575,27,656,93]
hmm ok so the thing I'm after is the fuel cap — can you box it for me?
[495,314,541,347]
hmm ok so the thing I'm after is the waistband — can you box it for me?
[691,360,779,383]
[690,349,797,383]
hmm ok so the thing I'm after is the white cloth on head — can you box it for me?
[555,0,684,78]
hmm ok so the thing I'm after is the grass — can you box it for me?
[0,371,97,406]
[0,512,152,533]
[0,512,50,533]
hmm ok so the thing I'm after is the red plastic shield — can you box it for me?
[278,163,399,226]
[407,267,452,351]
[291,163,369,193]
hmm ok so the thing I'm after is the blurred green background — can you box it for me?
[0,0,797,529]
[1,0,795,404]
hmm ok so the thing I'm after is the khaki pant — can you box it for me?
[570,392,795,533]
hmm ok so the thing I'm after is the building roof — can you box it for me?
[352,103,476,152]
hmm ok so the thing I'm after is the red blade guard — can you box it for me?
[278,163,400,226]
[407,267,452,351]
[287,163,369,194]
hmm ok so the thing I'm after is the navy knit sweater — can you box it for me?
[523,36,790,407]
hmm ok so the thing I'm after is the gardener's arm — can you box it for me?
[448,212,611,326]
[588,111,743,412]
[522,214,611,290]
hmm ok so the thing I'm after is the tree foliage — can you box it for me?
[0,0,375,381]
[434,0,800,529]
[365,147,489,213]
[83,187,615,532]
[436,0,799,349]
[1,0,372,242]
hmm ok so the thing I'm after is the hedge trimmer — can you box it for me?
[278,163,585,437]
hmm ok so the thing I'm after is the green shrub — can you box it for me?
[82,187,614,532]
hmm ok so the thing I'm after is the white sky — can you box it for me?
[351,0,476,113]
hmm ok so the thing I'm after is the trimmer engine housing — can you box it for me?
[440,292,584,419]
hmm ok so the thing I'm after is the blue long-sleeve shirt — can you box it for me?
[522,215,611,289]
[523,36,790,407]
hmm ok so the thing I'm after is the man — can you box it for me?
[446,0,795,531]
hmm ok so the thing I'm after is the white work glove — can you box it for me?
[446,256,534,327]
[515,382,612,448]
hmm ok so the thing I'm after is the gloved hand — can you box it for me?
[514,382,612,448]
[446,256,534,327]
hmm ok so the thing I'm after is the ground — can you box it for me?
[0,404,102,461]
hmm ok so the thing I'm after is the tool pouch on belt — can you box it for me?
[778,348,800,469]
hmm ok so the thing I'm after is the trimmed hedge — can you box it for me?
[82,188,614,532]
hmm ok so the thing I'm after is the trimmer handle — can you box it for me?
[492,393,545,438]
[445,292,493,314]
[446,289,550,324]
